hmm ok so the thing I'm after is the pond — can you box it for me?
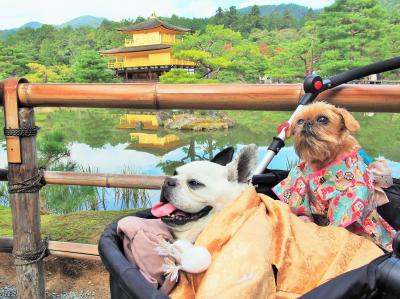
[0,108,399,212]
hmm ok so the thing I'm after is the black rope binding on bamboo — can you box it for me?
[4,125,40,137]
[8,168,45,193]
[12,236,49,266]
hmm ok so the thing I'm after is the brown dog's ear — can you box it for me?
[334,107,360,133]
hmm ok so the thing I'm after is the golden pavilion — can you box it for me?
[101,14,195,81]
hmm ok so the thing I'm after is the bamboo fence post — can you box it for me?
[8,106,45,299]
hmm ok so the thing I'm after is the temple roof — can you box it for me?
[117,18,191,33]
[100,44,171,54]
[126,141,183,156]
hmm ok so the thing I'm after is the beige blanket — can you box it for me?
[171,187,383,299]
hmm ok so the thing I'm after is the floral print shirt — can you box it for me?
[273,150,396,251]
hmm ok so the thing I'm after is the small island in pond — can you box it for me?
[119,111,235,131]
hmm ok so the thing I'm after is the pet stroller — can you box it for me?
[98,57,400,299]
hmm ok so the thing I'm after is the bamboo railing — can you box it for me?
[0,169,165,189]
[42,171,165,189]
[0,83,398,112]
[1,79,400,298]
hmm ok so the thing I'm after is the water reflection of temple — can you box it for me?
[119,114,160,130]
[127,132,183,156]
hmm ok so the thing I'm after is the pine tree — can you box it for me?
[224,6,240,31]
[304,8,315,21]
[214,7,225,25]
[172,25,265,82]
[71,50,117,82]
[308,0,391,76]
[282,10,296,29]
[0,45,34,79]
[242,5,264,34]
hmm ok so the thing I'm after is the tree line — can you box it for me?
[0,0,399,83]
[165,0,400,83]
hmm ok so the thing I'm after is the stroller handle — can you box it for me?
[329,56,400,88]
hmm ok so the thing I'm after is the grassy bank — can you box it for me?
[0,206,136,244]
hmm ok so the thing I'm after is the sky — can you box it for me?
[1,0,335,30]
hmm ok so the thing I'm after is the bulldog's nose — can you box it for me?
[164,177,177,187]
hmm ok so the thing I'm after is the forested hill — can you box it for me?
[0,16,106,38]
[20,22,43,29]
[238,4,313,20]
[59,16,107,28]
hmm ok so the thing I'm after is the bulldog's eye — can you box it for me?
[187,179,205,189]
[297,119,305,125]
[317,116,329,124]
[173,170,178,176]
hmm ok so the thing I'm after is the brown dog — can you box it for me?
[274,102,396,251]
[289,102,360,170]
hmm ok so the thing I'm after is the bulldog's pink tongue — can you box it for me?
[151,202,177,217]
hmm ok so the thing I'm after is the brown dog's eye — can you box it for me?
[297,119,305,125]
[317,116,329,124]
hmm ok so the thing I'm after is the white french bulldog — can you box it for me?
[151,144,258,242]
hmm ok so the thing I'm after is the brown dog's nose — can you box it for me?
[302,121,313,135]
[164,177,177,187]
[305,120,313,127]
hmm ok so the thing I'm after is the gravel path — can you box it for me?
[0,286,97,299]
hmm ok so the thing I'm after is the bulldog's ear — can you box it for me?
[211,146,234,166]
[227,144,258,183]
